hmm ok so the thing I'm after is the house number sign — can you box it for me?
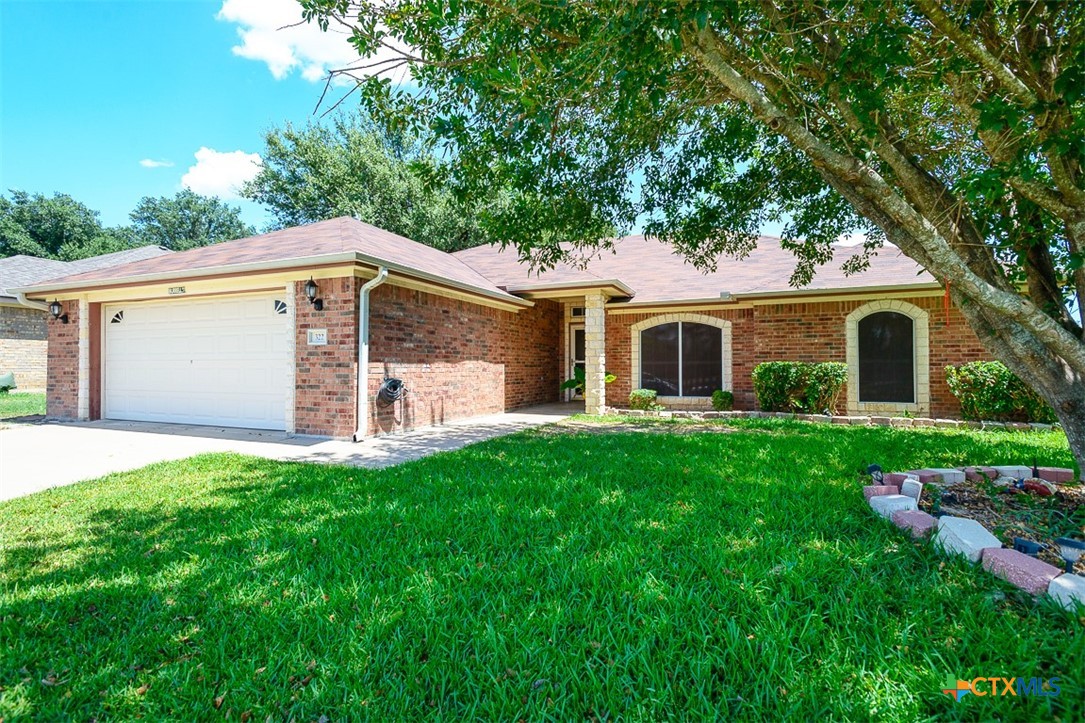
[168,286,186,295]
[307,329,328,346]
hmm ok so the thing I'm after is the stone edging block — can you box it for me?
[605,409,1062,435]
[934,516,1002,563]
[1037,467,1074,483]
[1047,574,1085,611]
[869,494,917,519]
[981,548,1062,595]
[863,485,900,501]
[891,509,936,539]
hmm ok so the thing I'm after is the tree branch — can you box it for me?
[689,23,1085,375]
[913,0,1038,107]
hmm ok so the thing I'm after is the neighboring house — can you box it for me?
[0,247,172,391]
[14,217,991,438]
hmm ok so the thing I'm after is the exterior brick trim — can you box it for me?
[845,299,930,416]
[629,313,733,401]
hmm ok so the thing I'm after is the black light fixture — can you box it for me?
[304,277,323,311]
[1013,537,1044,558]
[49,299,68,324]
[1054,537,1085,574]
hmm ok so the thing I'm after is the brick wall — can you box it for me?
[0,306,48,391]
[504,298,562,409]
[607,308,756,410]
[366,285,560,436]
[0,305,47,340]
[46,301,79,419]
[605,295,989,418]
[294,277,359,438]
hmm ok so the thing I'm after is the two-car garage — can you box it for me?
[102,293,290,430]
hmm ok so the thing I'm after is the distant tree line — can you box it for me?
[3,110,501,263]
[241,111,501,253]
[0,189,254,261]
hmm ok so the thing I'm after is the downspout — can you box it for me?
[354,267,389,441]
[14,292,49,312]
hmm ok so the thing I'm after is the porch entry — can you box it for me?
[567,323,585,400]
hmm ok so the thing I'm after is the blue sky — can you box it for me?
[0,1,804,240]
[1,0,365,230]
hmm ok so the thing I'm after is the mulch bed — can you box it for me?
[920,479,1085,573]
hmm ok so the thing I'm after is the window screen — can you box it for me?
[682,323,723,396]
[639,321,722,396]
[641,322,680,396]
[858,311,915,403]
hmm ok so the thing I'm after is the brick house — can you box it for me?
[14,217,991,438]
[0,247,172,391]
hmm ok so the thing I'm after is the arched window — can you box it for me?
[640,321,724,397]
[857,311,915,403]
[845,300,930,415]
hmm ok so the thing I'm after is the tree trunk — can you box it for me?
[955,293,1085,480]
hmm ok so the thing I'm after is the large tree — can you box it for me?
[0,190,128,260]
[301,0,1085,474]
[129,190,254,251]
[243,112,497,252]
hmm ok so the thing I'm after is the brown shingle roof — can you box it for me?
[455,235,935,303]
[0,246,172,299]
[18,219,935,306]
[19,218,519,302]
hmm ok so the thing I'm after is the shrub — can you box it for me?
[628,388,664,411]
[945,362,1057,423]
[711,389,733,411]
[752,361,847,414]
[803,362,847,414]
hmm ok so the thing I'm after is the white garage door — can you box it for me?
[103,294,290,430]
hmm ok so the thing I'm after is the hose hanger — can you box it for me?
[377,377,407,407]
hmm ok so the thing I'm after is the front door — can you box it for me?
[568,324,585,400]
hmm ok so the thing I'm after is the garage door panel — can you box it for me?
[104,295,289,430]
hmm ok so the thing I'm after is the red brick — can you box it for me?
[1037,467,1075,484]
[891,509,937,539]
[963,466,998,482]
[863,485,900,501]
[981,548,1062,595]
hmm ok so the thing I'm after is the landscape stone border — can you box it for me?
[603,407,1083,607]
[607,407,1060,432]
[862,468,1084,612]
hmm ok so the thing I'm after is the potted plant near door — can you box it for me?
[561,367,617,396]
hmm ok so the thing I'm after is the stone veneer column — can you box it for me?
[77,298,90,420]
[284,283,297,434]
[584,291,607,415]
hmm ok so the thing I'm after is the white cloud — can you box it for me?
[835,232,868,246]
[217,0,375,82]
[139,158,174,168]
[181,147,262,200]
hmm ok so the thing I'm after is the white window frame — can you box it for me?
[630,314,732,400]
[845,299,930,416]
[565,322,586,401]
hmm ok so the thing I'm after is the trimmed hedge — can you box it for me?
[944,361,1057,423]
[752,361,848,414]
[628,388,664,411]
[711,389,734,411]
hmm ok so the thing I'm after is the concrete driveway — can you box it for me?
[0,403,579,502]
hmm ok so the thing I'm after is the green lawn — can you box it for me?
[0,392,45,419]
[1,419,1081,720]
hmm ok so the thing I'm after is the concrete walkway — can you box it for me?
[0,403,580,502]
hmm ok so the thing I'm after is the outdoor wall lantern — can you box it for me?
[1054,537,1085,574]
[49,299,68,324]
[304,277,323,311]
